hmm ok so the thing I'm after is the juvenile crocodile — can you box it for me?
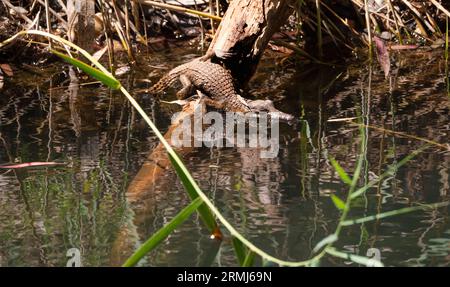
[143,57,252,113]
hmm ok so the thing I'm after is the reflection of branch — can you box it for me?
[126,101,202,203]
[349,122,450,151]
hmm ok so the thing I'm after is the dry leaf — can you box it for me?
[0,64,13,77]
[374,36,390,79]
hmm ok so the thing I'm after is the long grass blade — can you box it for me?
[242,251,255,267]
[329,157,352,185]
[51,50,121,89]
[232,237,247,266]
[312,234,338,253]
[168,154,218,233]
[350,145,429,199]
[123,197,204,267]
[341,201,450,226]
[331,194,346,211]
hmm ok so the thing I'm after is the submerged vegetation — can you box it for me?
[0,0,449,267]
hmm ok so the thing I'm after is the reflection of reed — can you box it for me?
[68,68,81,138]
[15,170,51,266]
[0,73,132,266]
[324,53,449,192]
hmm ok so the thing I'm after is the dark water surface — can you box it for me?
[0,48,449,267]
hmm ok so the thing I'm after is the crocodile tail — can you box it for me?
[146,61,192,94]
[146,72,179,94]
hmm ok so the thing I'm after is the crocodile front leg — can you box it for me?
[201,97,226,110]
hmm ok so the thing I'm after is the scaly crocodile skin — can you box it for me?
[146,58,252,113]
